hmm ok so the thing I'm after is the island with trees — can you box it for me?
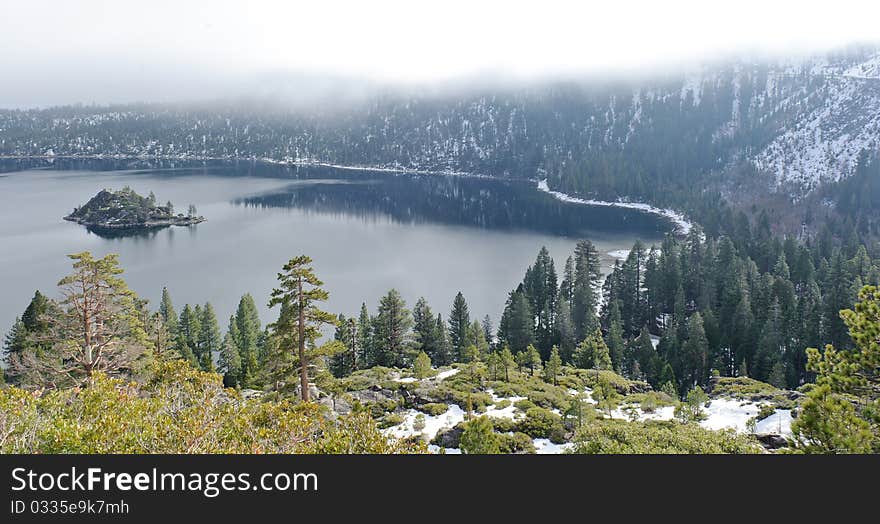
[64,186,204,233]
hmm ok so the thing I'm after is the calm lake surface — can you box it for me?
[0,160,670,338]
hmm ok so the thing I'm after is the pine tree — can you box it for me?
[231,294,261,387]
[466,320,489,359]
[330,314,358,378]
[486,351,501,380]
[197,303,221,372]
[544,345,562,385]
[413,297,439,361]
[592,375,621,418]
[413,351,432,378]
[555,299,576,363]
[525,344,542,375]
[448,292,470,360]
[218,328,242,387]
[572,240,601,340]
[498,289,534,353]
[481,315,494,350]
[10,252,147,386]
[177,304,200,366]
[522,246,558,356]
[499,345,515,382]
[357,303,373,367]
[373,289,413,367]
[606,300,626,371]
[682,312,709,388]
[434,313,453,366]
[792,285,880,453]
[159,287,178,332]
[268,255,339,402]
[592,332,613,371]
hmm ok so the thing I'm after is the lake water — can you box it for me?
[0,159,669,339]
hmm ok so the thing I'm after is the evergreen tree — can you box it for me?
[230,294,261,387]
[572,240,602,340]
[544,345,562,385]
[434,313,453,366]
[197,303,221,372]
[158,287,178,332]
[330,314,358,378]
[555,299,576,363]
[605,300,626,372]
[525,344,542,376]
[8,252,147,386]
[792,286,880,453]
[498,289,534,353]
[176,304,200,366]
[413,297,439,361]
[413,351,432,378]
[499,345,515,382]
[681,312,709,388]
[357,303,373,367]
[218,328,242,387]
[268,255,339,402]
[373,289,413,367]
[481,315,494,349]
[448,292,470,360]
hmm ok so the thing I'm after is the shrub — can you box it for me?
[514,399,537,411]
[0,360,426,454]
[419,402,449,416]
[518,407,565,442]
[460,416,500,454]
[499,432,536,454]
[413,352,433,379]
[376,413,404,430]
[571,419,763,454]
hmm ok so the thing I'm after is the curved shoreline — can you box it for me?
[3,154,694,234]
[535,179,694,236]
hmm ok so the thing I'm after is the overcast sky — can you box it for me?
[2,0,879,107]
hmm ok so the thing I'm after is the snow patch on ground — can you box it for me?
[537,179,693,235]
[428,445,462,454]
[483,389,527,420]
[699,398,761,433]
[755,409,793,437]
[393,376,418,383]
[435,368,460,380]
[533,438,574,454]
[610,404,676,422]
[384,404,466,441]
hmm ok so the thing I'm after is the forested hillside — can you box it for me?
[3,236,878,453]
[3,47,880,240]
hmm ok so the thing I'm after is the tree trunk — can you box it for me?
[297,276,309,402]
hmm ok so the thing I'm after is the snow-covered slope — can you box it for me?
[753,52,880,190]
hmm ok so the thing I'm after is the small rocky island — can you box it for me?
[64,187,205,233]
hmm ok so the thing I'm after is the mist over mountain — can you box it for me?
[2,45,880,239]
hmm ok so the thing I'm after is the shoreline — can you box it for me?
[4,154,694,234]
[63,215,206,230]
[536,179,694,235]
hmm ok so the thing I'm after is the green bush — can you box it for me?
[377,412,404,429]
[571,419,763,454]
[518,407,565,442]
[499,432,536,454]
[460,416,500,454]
[419,403,450,416]
[514,399,537,411]
[0,360,426,454]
